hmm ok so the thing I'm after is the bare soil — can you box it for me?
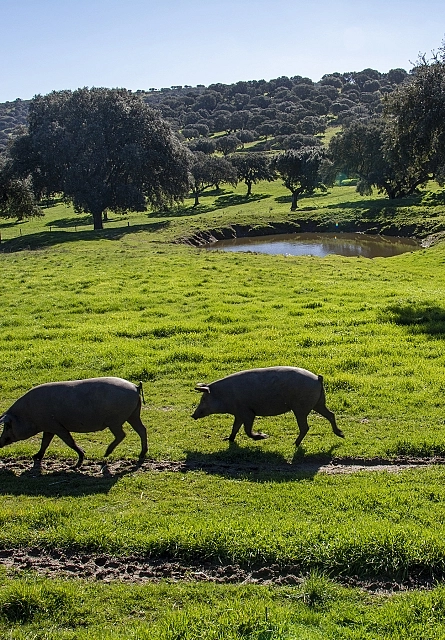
[1,454,441,478]
[1,455,444,593]
[0,547,436,594]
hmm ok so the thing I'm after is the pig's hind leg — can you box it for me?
[313,402,344,439]
[127,410,148,460]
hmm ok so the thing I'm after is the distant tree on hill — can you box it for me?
[387,68,408,85]
[189,152,237,205]
[187,137,216,154]
[255,122,277,139]
[230,153,275,196]
[272,147,326,210]
[236,130,255,144]
[229,110,251,131]
[182,127,200,139]
[297,115,326,136]
[283,133,321,150]
[215,134,242,155]
[8,88,190,229]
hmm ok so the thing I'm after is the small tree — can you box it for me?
[9,88,190,230]
[215,134,242,156]
[190,152,237,205]
[230,153,275,196]
[187,137,216,154]
[273,147,326,210]
[0,158,41,220]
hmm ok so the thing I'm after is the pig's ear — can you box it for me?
[195,385,210,393]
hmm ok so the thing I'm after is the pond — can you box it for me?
[204,232,422,259]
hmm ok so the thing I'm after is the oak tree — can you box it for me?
[272,147,326,210]
[189,152,237,205]
[9,88,190,229]
[230,152,275,196]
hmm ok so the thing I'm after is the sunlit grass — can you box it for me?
[2,571,445,639]
[2,187,445,632]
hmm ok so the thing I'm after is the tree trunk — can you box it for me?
[193,191,200,206]
[290,191,298,211]
[92,209,104,230]
[246,181,252,196]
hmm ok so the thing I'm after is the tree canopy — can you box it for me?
[0,157,42,220]
[8,87,190,229]
[328,119,429,199]
[384,48,445,185]
[230,152,275,196]
[189,152,237,205]
[272,147,326,210]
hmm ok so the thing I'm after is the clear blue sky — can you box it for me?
[1,0,444,102]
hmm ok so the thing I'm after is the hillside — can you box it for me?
[0,67,408,153]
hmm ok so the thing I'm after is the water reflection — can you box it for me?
[204,232,421,259]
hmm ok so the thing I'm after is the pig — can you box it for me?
[192,366,343,446]
[0,377,148,468]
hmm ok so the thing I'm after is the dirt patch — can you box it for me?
[1,455,442,478]
[0,548,436,594]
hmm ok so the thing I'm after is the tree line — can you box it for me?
[0,47,444,229]
[0,66,407,155]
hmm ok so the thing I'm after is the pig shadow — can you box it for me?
[183,443,342,482]
[0,459,143,497]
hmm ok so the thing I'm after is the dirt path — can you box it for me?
[1,455,443,592]
[1,455,443,478]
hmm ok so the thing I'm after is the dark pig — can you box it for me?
[192,366,343,446]
[0,377,148,467]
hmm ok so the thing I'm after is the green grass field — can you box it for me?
[2,180,445,637]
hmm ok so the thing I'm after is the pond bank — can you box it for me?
[181,218,441,248]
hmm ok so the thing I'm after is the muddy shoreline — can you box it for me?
[179,220,440,248]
